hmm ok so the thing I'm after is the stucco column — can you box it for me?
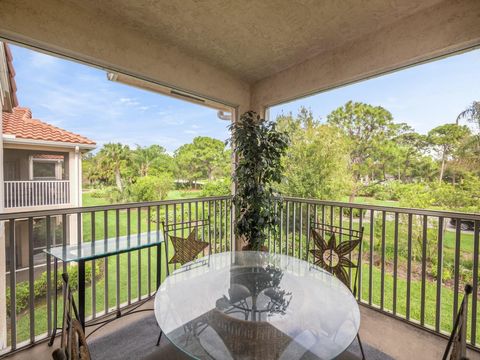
[0,101,7,349]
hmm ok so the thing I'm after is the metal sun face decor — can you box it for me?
[169,227,209,265]
[309,228,360,287]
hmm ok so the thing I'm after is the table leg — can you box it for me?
[48,258,58,346]
[78,260,86,329]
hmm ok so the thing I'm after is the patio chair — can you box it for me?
[52,273,91,360]
[443,284,473,360]
[308,223,366,360]
[163,219,210,268]
[155,219,210,346]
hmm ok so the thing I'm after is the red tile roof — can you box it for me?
[2,107,96,146]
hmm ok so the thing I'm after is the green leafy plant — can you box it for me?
[229,111,289,250]
[6,261,102,315]
[129,175,173,202]
[201,178,232,197]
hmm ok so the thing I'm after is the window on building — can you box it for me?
[32,160,57,179]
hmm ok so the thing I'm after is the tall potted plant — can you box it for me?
[229,111,289,251]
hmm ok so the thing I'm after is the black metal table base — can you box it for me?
[48,243,162,347]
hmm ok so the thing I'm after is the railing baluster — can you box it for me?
[321,205,325,236]
[165,204,170,276]
[201,201,206,255]
[219,200,223,252]
[292,202,296,257]
[358,208,363,302]
[406,213,413,320]
[62,214,67,274]
[305,204,311,262]
[104,211,109,315]
[156,205,161,289]
[9,219,17,350]
[28,217,35,343]
[127,208,131,304]
[207,202,212,254]
[435,217,444,332]
[420,215,428,325]
[369,209,374,306]
[225,198,228,252]
[147,206,152,296]
[453,218,461,325]
[393,212,399,316]
[330,205,334,227]
[137,207,141,301]
[272,200,277,253]
[472,220,479,345]
[173,204,177,267]
[46,215,52,335]
[279,202,284,254]
[213,200,216,253]
[286,201,290,256]
[381,211,386,310]
[116,209,120,310]
[299,203,303,260]
[91,212,96,319]
[348,207,352,284]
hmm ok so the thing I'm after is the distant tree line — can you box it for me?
[277,101,480,212]
[83,100,480,212]
[83,136,231,202]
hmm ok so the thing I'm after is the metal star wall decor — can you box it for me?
[169,228,209,265]
[309,228,360,287]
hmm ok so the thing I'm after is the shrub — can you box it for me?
[129,175,173,202]
[341,207,363,218]
[6,261,101,315]
[201,178,232,197]
[89,186,117,199]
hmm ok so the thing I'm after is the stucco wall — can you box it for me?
[0,0,251,114]
[251,0,480,113]
[1,1,479,117]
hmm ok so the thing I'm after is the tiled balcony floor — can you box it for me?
[4,299,394,360]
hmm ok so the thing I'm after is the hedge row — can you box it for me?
[6,261,103,315]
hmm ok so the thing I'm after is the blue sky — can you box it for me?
[270,49,480,134]
[10,44,480,153]
[10,45,229,152]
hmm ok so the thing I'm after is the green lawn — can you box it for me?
[340,196,400,207]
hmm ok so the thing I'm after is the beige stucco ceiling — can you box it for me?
[67,0,443,83]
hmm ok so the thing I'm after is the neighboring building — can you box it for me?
[0,41,95,348]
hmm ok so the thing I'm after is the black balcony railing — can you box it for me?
[0,195,479,356]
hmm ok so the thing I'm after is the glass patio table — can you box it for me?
[154,251,360,360]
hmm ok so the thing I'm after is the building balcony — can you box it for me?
[0,196,479,359]
[4,180,71,209]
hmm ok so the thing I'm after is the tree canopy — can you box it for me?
[82,99,480,212]
[277,107,352,200]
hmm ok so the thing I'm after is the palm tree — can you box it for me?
[99,143,131,191]
[457,101,480,171]
[456,101,480,126]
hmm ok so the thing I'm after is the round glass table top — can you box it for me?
[154,251,360,360]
